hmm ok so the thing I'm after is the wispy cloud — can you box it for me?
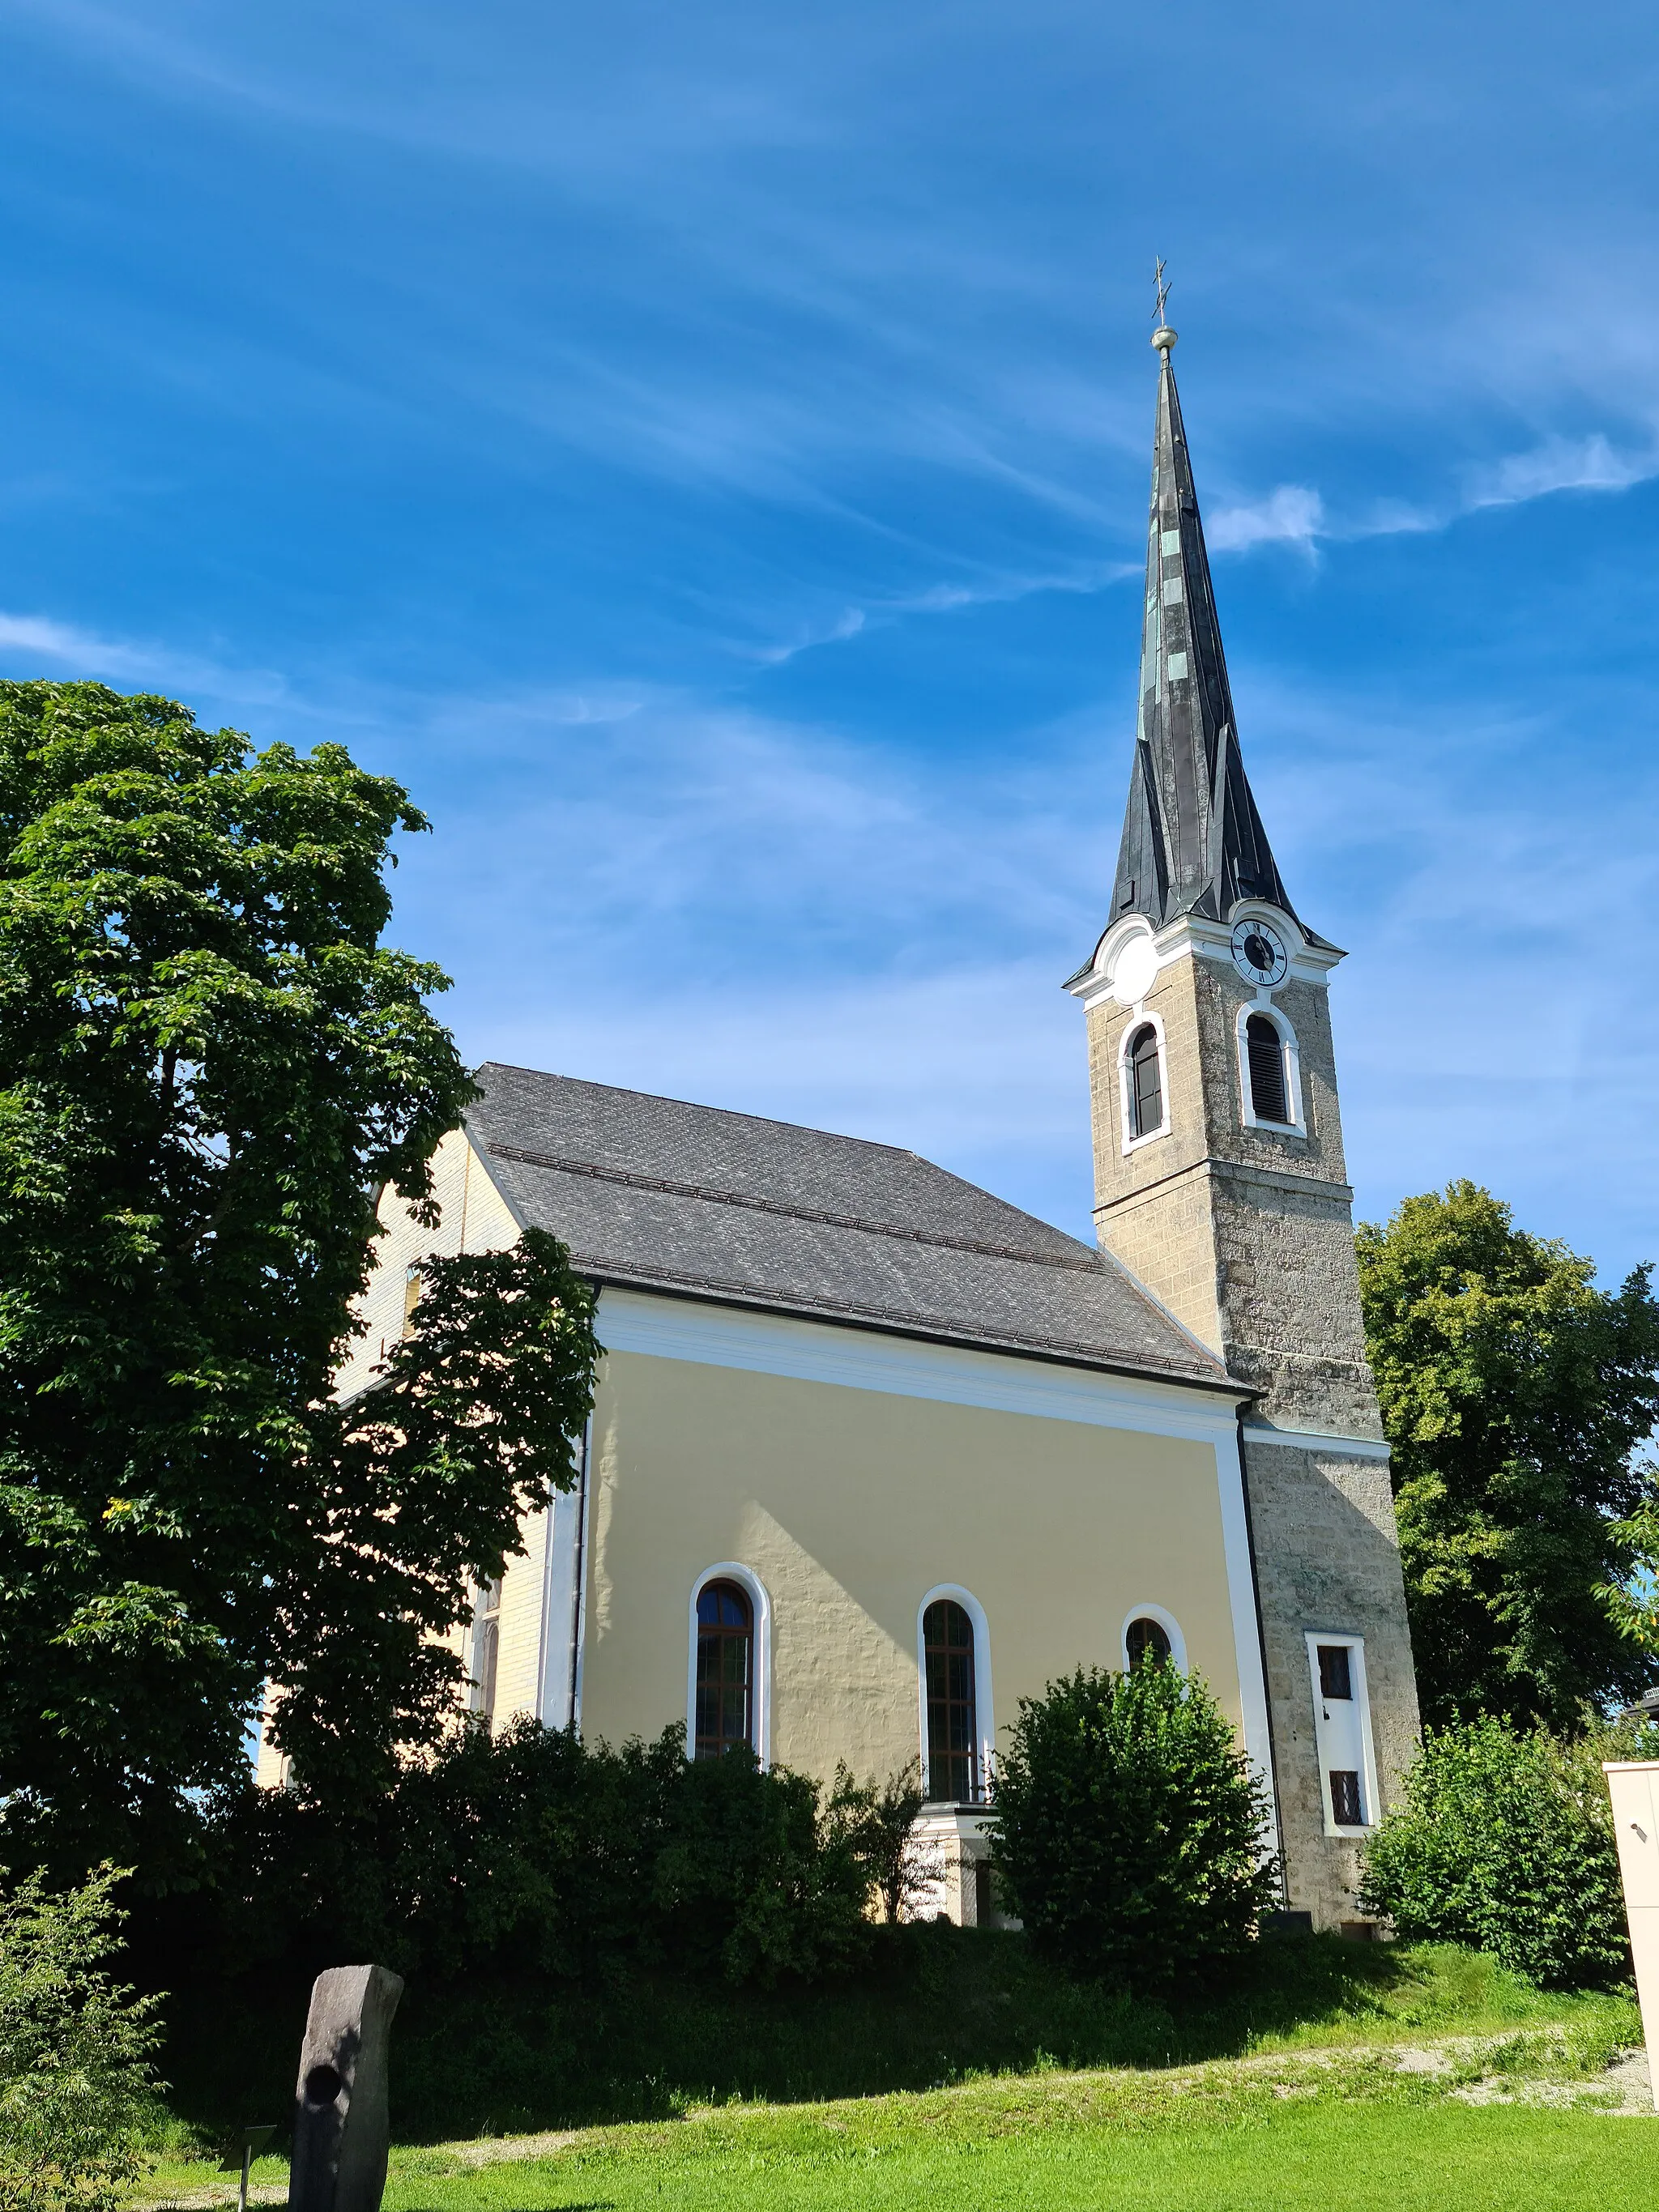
[0,610,287,708]
[1205,429,1659,564]
[1466,432,1659,510]
[1207,484,1325,553]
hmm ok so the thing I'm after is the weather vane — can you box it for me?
[1151,257,1177,352]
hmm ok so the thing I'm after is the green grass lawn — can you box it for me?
[152,1929,1645,2143]
[138,1950,1657,2212]
[377,2107,1659,2212]
[143,2056,1659,2212]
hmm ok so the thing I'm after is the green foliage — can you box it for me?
[989,1663,1279,1989]
[1356,1180,1659,1727]
[215,1718,874,1993]
[0,1865,163,2212]
[1358,1712,1659,1987]
[651,1750,875,1987]
[0,680,597,1877]
[832,1762,935,1927]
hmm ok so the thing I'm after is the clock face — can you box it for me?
[1231,917,1288,987]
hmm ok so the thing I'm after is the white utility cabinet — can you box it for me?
[1603,1759,1659,2114]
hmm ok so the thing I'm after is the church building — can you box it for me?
[260,322,1419,1932]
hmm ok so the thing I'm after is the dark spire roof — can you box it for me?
[1109,336,1320,941]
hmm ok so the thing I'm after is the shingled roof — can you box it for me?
[465,1063,1235,1392]
[1107,330,1332,949]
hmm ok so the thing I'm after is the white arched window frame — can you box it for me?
[1236,999,1306,1136]
[1118,1601,1189,1674]
[916,1584,996,1805]
[687,1562,773,1767]
[1118,1008,1171,1153]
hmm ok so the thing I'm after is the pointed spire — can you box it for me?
[1107,306,1313,939]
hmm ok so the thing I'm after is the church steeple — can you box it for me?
[1111,320,1318,940]
[1067,292,1419,1938]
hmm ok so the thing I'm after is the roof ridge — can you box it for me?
[475,1063,937,1169]
[480,1138,1102,1274]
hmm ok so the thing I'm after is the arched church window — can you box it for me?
[1246,1013,1289,1125]
[1127,1023,1163,1138]
[923,1599,979,1803]
[695,1579,753,1758]
[1124,1615,1172,1670]
[468,1576,501,1722]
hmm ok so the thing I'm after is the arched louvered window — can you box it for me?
[1246,1012,1289,1124]
[923,1599,979,1803]
[1127,1022,1163,1139]
[695,1579,753,1758]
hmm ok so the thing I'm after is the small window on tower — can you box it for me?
[1128,1023,1164,1139]
[1246,1014,1289,1125]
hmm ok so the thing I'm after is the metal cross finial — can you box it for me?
[1150,258,1177,352]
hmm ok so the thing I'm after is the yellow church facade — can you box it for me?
[261,323,1419,1931]
[262,1085,1277,1924]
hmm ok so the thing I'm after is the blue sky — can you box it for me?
[4,2,1658,1276]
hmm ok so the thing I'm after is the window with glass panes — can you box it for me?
[923,1599,979,1803]
[1125,1615,1172,1669]
[1127,1023,1162,1138]
[695,1580,753,1758]
[468,1577,501,1721]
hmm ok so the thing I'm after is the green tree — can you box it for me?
[1358,1713,1659,1988]
[1356,1181,1659,1728]
[989,1664,1278,1989]
[0,681,595,1878]
[0,1865,163,2212]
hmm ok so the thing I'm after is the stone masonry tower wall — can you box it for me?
[1068,318,1419,1927]
[1079,927,1418,1925]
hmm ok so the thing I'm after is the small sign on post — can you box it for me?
[216,2125,275,2212]
[1603,1759,1659,2114]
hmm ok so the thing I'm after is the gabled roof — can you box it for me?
[465,1063,1235,1392]
[1109,334,1330,947]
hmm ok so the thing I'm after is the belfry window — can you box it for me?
[695,1580,754,1758]
[923,1599,979,1804]
[1246,1013,1289,1125]
[1127,1023,1163,1139]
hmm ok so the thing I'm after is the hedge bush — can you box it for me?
[990,1663,1278,1989]
[214,1720,881,1991]
[1358,1714,1659,1988]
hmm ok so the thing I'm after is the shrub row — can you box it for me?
[213,1720,889,1990]
[1358,1711,1659,1988]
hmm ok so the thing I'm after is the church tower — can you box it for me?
[1065,308,1419,1925]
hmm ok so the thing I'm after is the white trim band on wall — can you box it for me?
[595,1287,1246,1445]
[688,1562,773,1768]
[1242,1423,1392,1461]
